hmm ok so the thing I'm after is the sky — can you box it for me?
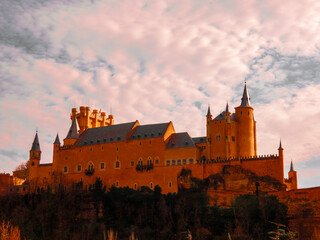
[0,0,320,188]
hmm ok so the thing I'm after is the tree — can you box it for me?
[13,161,29,181]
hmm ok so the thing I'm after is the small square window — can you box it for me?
[166,160,170,166]
[101,163,105,169]
[172,160,176,166]
[183,159,187,165]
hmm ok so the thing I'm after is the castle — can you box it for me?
[27,83,298,193]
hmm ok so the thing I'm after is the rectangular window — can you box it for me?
[155,159,159,164]
[172,160,176,166]
[115,161,120,168]
[216,136,221,141]
[166,160,170,166]
[189,159,194,164]
[64,166,68,173]
[232,136,235,142]
[183,159,187,165]
[77,165,81,171]
[100,163,105,169]
[177,159,181,165]
[226,136,229,141]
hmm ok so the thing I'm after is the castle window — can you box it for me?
[155,158,159,164]
[97,140,100,144]
[241,111,242,115]
[168,181,172,188]
[139,142,141,145]
[177,159,181,165]
[79,149,81,152]
[84,142,87,145]
[90,140,93,144]
[100,163,105,170]
[131,161,135,167]
[116,147,118,151]
[138,135,141,139]
[104,139,107,142]
[150,183,153,189]
[158,132,162,136]
[189,159,194,164]
[166,160,170,166]
[32,161,34,166]
[144,134,147,138]
[248,111,249,115]
[63,166,68,173]
[117,137,121,141]
[90,148,92,151]
[115,161,120,169]
[151,133,154,137]
[172,160,176,166]
[134,183,137,190]
[216,136,221,141]
[149,141,151,144]
[115,181,119,187]
[77,165,81,171]
[232,136,235,142]
[101,146,104,150]
[226,136,229,141]
[183,159,187,165]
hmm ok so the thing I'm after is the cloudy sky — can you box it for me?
[1,0,320,188]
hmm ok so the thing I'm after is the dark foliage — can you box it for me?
[0,178,289,240]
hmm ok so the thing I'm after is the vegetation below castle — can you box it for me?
[0,177,297,240]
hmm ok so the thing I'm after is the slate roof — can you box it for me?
[31,132,41,151]
[240,82,251,107]
[66,118,80,139]
[39,163,52,167]
[213,112,236,121]
[192,136,207,144]
[77,122,137,147]
[54,133,60,144]
[129,122,170,140]
[166,132,195,149]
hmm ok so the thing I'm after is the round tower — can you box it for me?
[235,83,256,157]
[206,104,213,160]
[29,132,41,181]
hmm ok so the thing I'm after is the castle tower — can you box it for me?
[288,160,298,190]
[235,83,257,157]
[206,105,213,160]
[29,132,41,180]
[278,140,285,183]
[53,133,60,163]
[63,118,80,146]
[225,102,231,158]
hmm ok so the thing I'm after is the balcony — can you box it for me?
[85,167,94,176]
[136,163,153,172]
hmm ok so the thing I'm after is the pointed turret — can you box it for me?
[31,132,41,151]
[66,118,80,139]
[289,160,294,172]
[240,82,251,107]
[278,139,283,150]
[54,133,60,144]
[206,104,212,116]
[226,101,229,113]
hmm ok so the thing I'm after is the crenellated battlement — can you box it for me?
[196,154,279,164]
[71,106,114,134]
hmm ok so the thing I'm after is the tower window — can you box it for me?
[150,183,153,189]
[216,136,221,141]
[32,161,34,166]
[168,181,172,188]
[116,147,118,151]
[101,146,104,150]
[177,159,181,165]
[115,161,120,169]
[64,166,68,173]
[100,163,105,169]
[183,159,187,165]
[166,160,170,166]
[134,183,137,190]
[172,160,176,166]
[115,181,119,187]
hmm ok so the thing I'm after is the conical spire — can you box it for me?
[226,101,229,113]
[240,82,251,107]
[289,160,295,172]
[54,133,60,144]
[278,139,283,149]
[66,118,80,139]
[31,132,41,151]
[206,104,212,116]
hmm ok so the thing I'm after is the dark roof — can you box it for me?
[289,161,294,172]
[129,122,170,140]
[66,118,80,139]
[206,105,211,116]
[31,132,41,151]
[239,82,251,107]
[54,133,60,144]
[39,163,52,167]
[192,136,207,144]
[213,112,236,121]
[166,132,195,149]
[77,122,136,147]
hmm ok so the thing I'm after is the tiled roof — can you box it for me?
[166,132,195,149]
[77,122,137,147]
[213,112,236,121]
[192,136,207,144]
[129,122,170,140]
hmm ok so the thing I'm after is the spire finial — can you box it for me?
[206,104,212,116]
[226,101,229,113]
[278,139,283,150]
[240,82,251,107]
[54,133,60,144]
[289,160,294,172]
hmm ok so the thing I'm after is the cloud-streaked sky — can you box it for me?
[1,0,320,188]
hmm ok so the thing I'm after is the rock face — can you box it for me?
[179,165,286,206]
